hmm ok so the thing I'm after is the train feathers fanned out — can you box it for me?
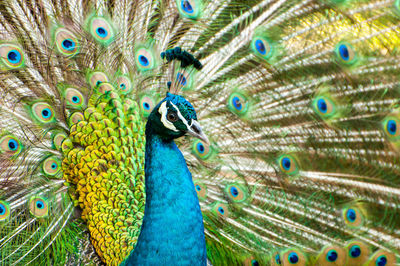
[0,0,399,265]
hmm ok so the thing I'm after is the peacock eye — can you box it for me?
[167,112,178,122]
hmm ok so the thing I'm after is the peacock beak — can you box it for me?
[187,120,210,145]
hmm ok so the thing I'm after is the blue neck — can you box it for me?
[124,129,207,265]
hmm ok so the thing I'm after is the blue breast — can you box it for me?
[123,133,207,265]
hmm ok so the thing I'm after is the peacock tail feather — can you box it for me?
[0,0,399,265]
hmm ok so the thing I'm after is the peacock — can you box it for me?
[0,0,400,265]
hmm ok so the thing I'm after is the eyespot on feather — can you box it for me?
[0,43,24,68]
[0,135,23,154]
[225,183,247,202]
[281,249,307,266]
[269,251,282,265]
[315,245,347,265]
[116,76,132,94]
[345,240,370,265]
[212,202,229,217]
[334,42,357,66]
[227,92,249,116]
[89,72,109,88]
[382,115,400,141]
[140,95,156,117]
[29,196,49,218]
[0,200,10,221]
[312,96,337,119]
[243,257,260,266]
[277,154,299,176]
[31,102,56,123]
[194,181,207,200]
[192,139,212,160]
[88,17,114,44]
[65,88,85,108]
[251,36,273,60]
[54,28,79,56]
[43,156,61,176]
[366,250,396,266]
[135,47,156,71]
[342,206,364,228]
[176,0,202,19]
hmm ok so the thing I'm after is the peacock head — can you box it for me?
[147,92,209,143]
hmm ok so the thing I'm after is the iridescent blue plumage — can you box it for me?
[125,93,207,265]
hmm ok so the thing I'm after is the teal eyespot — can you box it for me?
[251,37,272,59]
[65,88,84,108]
[62,39,75,51]
[312,96,337,119]
[288,252,299,264]
[367,250,395,266]
[29,197,49,218]
[278,155,299,176]
[88,72,109,88]
[212,202,229,217]
[349,245,361,258]
[31,102,56,123]
[135,47,156,71]
[227,92,249,116]
[182,0,194,13]
[342,207,364,228]
[225,183,247,202]
[88,17,114,44]
[275,254,281,264]
[345,241,370,264]
[0,200,10,221]
[334,42,357,65]
[176,0,202,19]
[194,181,207,200]
[54,28,79,56]
[316,246,346,265]
[0,44,25,68]
[116,76,132,94]
[346,208,356,222]
[96,27,107,38]
[382,116,400,141]
[8,50,21,63]
[375,255,387,266]
[43,156,61,176]
[192,139,213,160]
[140,95,156,117]
[282,249,306,265]
[0,135,23,154]
[326,250,338,262]
[251,260,259,266]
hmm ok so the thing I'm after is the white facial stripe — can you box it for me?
[158,101,178,132]
[170,102,192,130]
